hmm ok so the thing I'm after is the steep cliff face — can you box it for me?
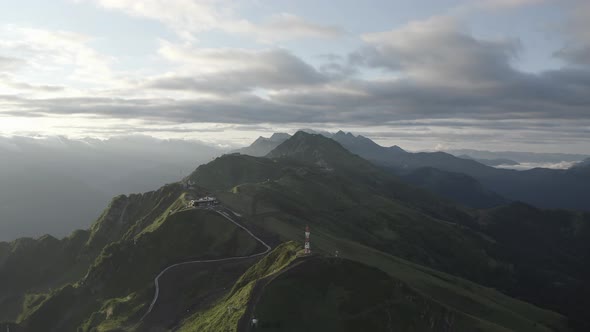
[0,231,90,321]
[85,183,187,251]
[0,182,190,323]
[17,208,263,332]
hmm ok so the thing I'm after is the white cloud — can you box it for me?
[0,1,587,154]
[83,0,220,40]
[359,16,520,87]
[0,25,118,91]
[149,43,327,92]
[0,73,64,93]
[79,0,343,42]
[224,13,344,43]
[497,161,578,170]
[435,143,449,151]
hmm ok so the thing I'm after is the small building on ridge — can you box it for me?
[188,196,219,208]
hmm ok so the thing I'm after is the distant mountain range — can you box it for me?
[458,154,520,167]
[233,133,291,157]
[448,148,589,164]
[235,130,590,211]
[330,132,590,211]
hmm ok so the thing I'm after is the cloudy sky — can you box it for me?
[0,0,589,152]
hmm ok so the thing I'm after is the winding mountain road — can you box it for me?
[140,206,271,322]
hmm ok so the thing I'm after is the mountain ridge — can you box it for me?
[2,131,588,331]
[233,133,291,157]
[246,130,589,211]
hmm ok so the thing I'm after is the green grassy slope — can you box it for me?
[179,132,574,331]
[177,241,566,332]
[266,131,374,173]
[18,208,262,331]
[3,131,584,331]
[85,182,188,251]
[0,183,190,323]
[213,163,495,283]
[186,154,287,191]
[177,241,300,332]
[265,132,477,226]
[162,192,570,330]
[0,230,91,321]
[479,203,590,329]
[247,221,568,332]
[137,256,258,330]
[253,257,497,332]
[399,166,509,208]
[220,131,585,330]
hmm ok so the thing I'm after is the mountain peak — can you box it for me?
[389,145,405,153]
[333,130,355,138]
[298,128,333,137]
[269,132,291,141]
[252,136,266,143]
[234,133,291,157]
[285,130,330,145]
[330,131,407,162]
[335,130,345,135]
[266,131,374,171]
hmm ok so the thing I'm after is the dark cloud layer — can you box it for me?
[148,48,327,93]
[554,2,590,65]
[1,9,590,152]
[356,17,521,85]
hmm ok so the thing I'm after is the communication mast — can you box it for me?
[304,225,311,254]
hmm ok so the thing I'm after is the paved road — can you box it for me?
[140,206,271,322]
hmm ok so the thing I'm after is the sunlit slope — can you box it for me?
[17,208,262,331]
[0,183,188,322]
[177,241,301,332]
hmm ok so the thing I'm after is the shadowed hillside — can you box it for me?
[187,132,584,329]
[329,132,590,211]
[179,242,569,332]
